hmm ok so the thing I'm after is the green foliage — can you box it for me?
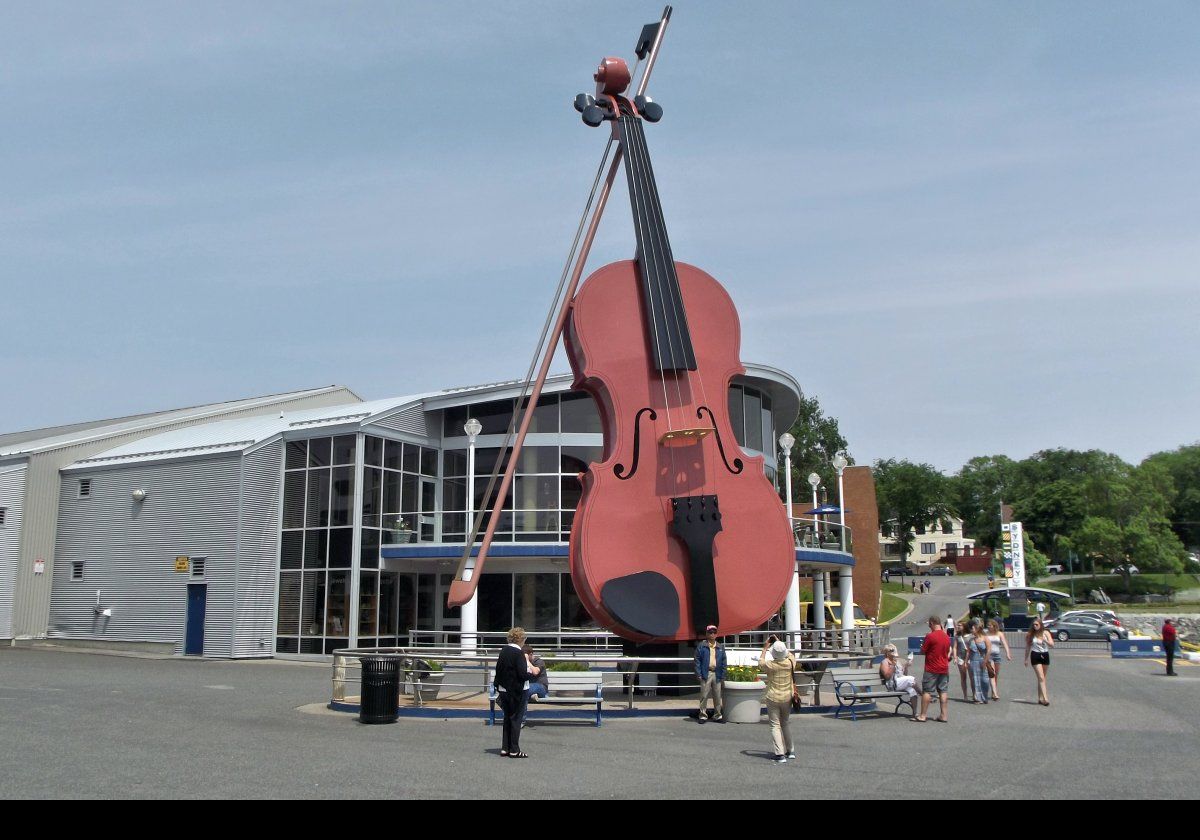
[724,664,762,683]
[778,392,851,501]
[546,661,589,672]
[878,592,909,624]
[1144,445,1200,549]
[874,459,954,566]
[953,455,1018,549]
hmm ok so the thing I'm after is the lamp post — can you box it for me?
[461,418,483,653]
[808,472,825,635]
[832,450,852,649]
[779,433,798,647]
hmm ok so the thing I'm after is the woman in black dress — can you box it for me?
[494,626,539,757]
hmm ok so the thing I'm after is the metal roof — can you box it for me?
[0,386,357,459]
[65,394,438,470]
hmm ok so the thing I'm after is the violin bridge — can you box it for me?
[659,427,714,447]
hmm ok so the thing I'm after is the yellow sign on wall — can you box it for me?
[174,556,190,573]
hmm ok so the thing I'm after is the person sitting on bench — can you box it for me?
[879,644,918,700]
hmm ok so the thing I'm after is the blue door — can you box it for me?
[185,584,207,656]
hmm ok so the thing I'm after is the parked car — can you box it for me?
[1110,564,1140,575]
[798,601,877,628]
[1058,609,1121,627]
[1045,614,1128,642]
[920,566,955,576]
[1045,564,1064,575]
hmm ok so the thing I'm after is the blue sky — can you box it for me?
[3,2,1198,472]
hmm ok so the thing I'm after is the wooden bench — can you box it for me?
[488,671,605,727]
[830,667,917,721]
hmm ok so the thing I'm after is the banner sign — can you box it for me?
[1001,523,1026,588]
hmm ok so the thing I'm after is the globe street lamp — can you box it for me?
[461,417,483,653]
[807,471,825,635]
[779,433,798,646]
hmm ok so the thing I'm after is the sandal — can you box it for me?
[510,751,529,758]
[500,751,509,757]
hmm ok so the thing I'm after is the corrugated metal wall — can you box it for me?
[369,405,431,438]
[0,464,28,638]
[232,440,283,658]
[11,386,357,640]
[50,456,243,655]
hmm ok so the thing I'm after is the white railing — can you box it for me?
[790,516,852,553]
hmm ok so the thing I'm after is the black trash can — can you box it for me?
[359,656,400,724]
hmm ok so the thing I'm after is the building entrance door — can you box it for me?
[416,573,462,642]
[185,583,207,656]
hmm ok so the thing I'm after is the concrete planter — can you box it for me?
[722,680,765,723]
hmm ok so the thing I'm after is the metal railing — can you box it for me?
[407,629,624,653]
[790,516,852,553]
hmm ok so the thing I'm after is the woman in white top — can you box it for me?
[1024,618,1055,706]
[985,619,1012,700]
[879,644,918,701]
[953,621,972,701]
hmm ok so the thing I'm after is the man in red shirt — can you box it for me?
[916,615,951,722]
[1163,619,1178,676]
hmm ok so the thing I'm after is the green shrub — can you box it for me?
[547,661,589,672]
[724,664,761,683]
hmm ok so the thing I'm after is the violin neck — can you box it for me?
[617,113,697,373]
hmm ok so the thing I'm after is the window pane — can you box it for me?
[561,446,602,474]
[301,571,325,636]
[442,477,467,513]
[281,531,303,570]
[561,476,583,511]
[519,394,559,434]
[285,440,307,470]
[358,571,378,638]
[421,447,438,477]
[474,478,511,512]
[517,446,559,474]
[379,572,399,636]
[443,404,469,438]
[277,572,301,636]
[360,528,380,569]
[514,573,559,631]
[443,450,467,478]
[283,471,306,529]
[362,468,382,528]
[473,447,511,478]
[744,389,763,451]
[328,528,353,569]
[560,392,601,433]
[475,399,515,435]
[306,468,331,528]
[384,439,403,471]
[561,575,598,628]
[364,435,383,467]
[326,570,350,637]
[727,386,745,447]
[383,471,402,514]
[403,443,421,474]
[478,573,513,632]
[402,474,419,514]
[304,530,328,568]
[308,437,332,468]
[514,475,558,510]
[332,435,356,465]
[330,466,354,527]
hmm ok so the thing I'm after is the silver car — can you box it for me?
[1045,614,1128,642]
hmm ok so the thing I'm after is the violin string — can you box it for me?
[460,135,615,571]
[635,117,716,498]
[620,115,675,435]
[620,112,679,487]
[630,117,696,493]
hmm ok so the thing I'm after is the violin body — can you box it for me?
[566,259,795,642]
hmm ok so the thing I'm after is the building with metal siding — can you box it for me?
[0,464,28,637]
[0,386,361,642]
[39,365,826,658]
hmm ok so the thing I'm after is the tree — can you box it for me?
[873,459,954,568]
[778,392,851,502]
[1144,445,1200,549]
[952,455,1018,549]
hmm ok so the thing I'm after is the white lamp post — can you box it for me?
[832,450,852,649]
[779,433,798,647]
[461,417,483,653]
[808,472,825,634]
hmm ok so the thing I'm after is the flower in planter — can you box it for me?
[724,665,762,683]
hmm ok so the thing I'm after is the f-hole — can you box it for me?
[615,407,658,480]
[696,406,743,475]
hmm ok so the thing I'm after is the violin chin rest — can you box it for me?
[601,571,680,639]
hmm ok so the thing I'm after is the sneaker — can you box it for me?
[774,755,787,763]
[713,714,725,723]
[697,716,706,724]
[786,752,796,759]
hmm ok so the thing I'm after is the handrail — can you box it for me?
[790,516,853,552]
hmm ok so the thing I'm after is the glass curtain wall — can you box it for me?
[277,435,357,654]
[727,384,777,487]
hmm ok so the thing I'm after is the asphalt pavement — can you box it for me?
[1,635,1196,799]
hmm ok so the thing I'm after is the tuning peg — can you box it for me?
[581,104,606,127]
[634,95,663,123]
[574,93,596,113]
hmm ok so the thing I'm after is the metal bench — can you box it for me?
[488,671,605,727]
[831,667,916,721]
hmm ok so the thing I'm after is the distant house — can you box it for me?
[879,517,977,569]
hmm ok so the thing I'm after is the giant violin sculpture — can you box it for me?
[448,8,794,643]
[564,58,795,642]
